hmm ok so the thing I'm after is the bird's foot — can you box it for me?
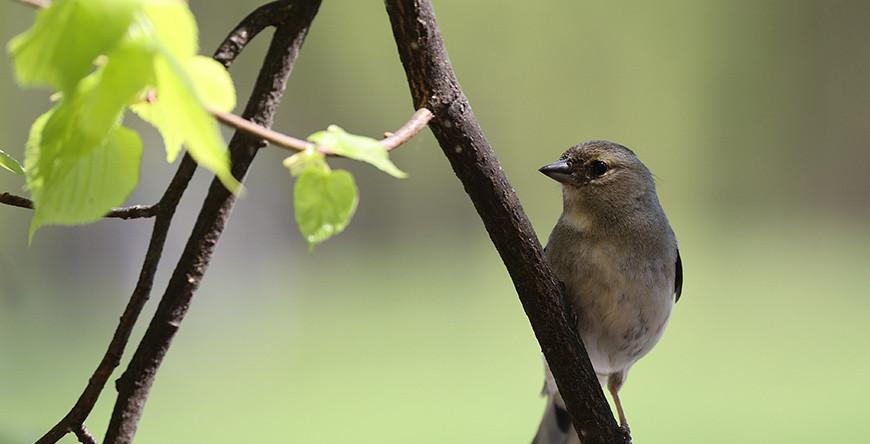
[619,424,633,444]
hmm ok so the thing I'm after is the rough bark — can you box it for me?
[384,1,626,442]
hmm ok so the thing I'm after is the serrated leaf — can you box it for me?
[294,167,358,249]
[28,42,152,194]
[308,125,407,178]
[128,5,238,193]
[0,149,25,176]
[8,0,141,93]
[187,56,236,112]
[48,41,154,159]
[24,41,153,238]
[138,0,197,59]
[27,117,143,239]
[131,55,239,192]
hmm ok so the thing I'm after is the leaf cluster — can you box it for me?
[5,0,409,249]
[7,0,236,238]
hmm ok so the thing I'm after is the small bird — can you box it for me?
[533,141,682,444]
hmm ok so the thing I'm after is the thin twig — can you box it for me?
[209,106,433,154]
[209,107,314,151]
[0,192,156,219]
[381,108,434,151]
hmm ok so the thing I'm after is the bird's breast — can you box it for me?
[547,231,676,375]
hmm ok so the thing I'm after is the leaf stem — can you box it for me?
[208,106,433,155]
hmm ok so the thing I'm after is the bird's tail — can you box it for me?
[532,398,580,444]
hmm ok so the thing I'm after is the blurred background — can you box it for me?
[2,1,869,443]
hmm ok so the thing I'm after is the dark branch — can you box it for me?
[34,156,198,444]
[384,1,625,443]
[0,192,156,220]
[32,1,283,442]
[212,1,303,69]
[104,2,323,443]
[72,424,97,444]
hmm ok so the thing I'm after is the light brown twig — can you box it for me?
[15,0,50,9]
[209,106,433,155]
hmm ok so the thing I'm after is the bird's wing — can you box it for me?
[674,248,683,302]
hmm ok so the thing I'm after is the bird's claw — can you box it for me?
[619,425,633,444]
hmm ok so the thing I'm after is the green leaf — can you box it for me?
[47,41,154,160]
[187,56,236,112]
[282,149,327,177]
[26,111,143,239]
[138,0,198,59]
[294,167,359,249]
[8,0,141,93]
[9,0,239,238]
[131,55,239,192]
[26,41,152,210]
[0,149,25,176]
[129,5,239,193]
[308,125,407,178]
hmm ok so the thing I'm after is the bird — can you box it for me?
[532,140,683,444]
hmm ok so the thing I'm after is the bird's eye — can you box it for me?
[589,160,609,177]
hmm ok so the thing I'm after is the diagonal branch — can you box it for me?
[0,192,156,219]
[71,424,97,444]
[384,1,626,443]
[104,1,323,443]
[31,1,290,442]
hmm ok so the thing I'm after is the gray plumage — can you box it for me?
[533,141,682,444]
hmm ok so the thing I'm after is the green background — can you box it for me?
[2,1,869,443]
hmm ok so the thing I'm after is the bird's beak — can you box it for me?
[539,159,573,184]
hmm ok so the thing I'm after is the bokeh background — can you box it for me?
[2,1,869,443]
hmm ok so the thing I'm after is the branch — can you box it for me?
[0,192,156,220]
[32,1,282,442]
[384,1,626,443]
[209,106,433,154]
[209,107,313,151]
[72,424,96,444]
[34,156,198,444]
[104,1,323,443]
[379,108,434,150]
[212,1,303,69]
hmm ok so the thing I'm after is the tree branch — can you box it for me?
[72,424,97,444]
[103,2,322,443]
[0,192,156,219]
[31,1,286,442]
[33,155,198,444]
[384,1,626,443]
[209,106,433,154]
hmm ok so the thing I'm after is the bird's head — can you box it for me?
[540,140,657,227]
